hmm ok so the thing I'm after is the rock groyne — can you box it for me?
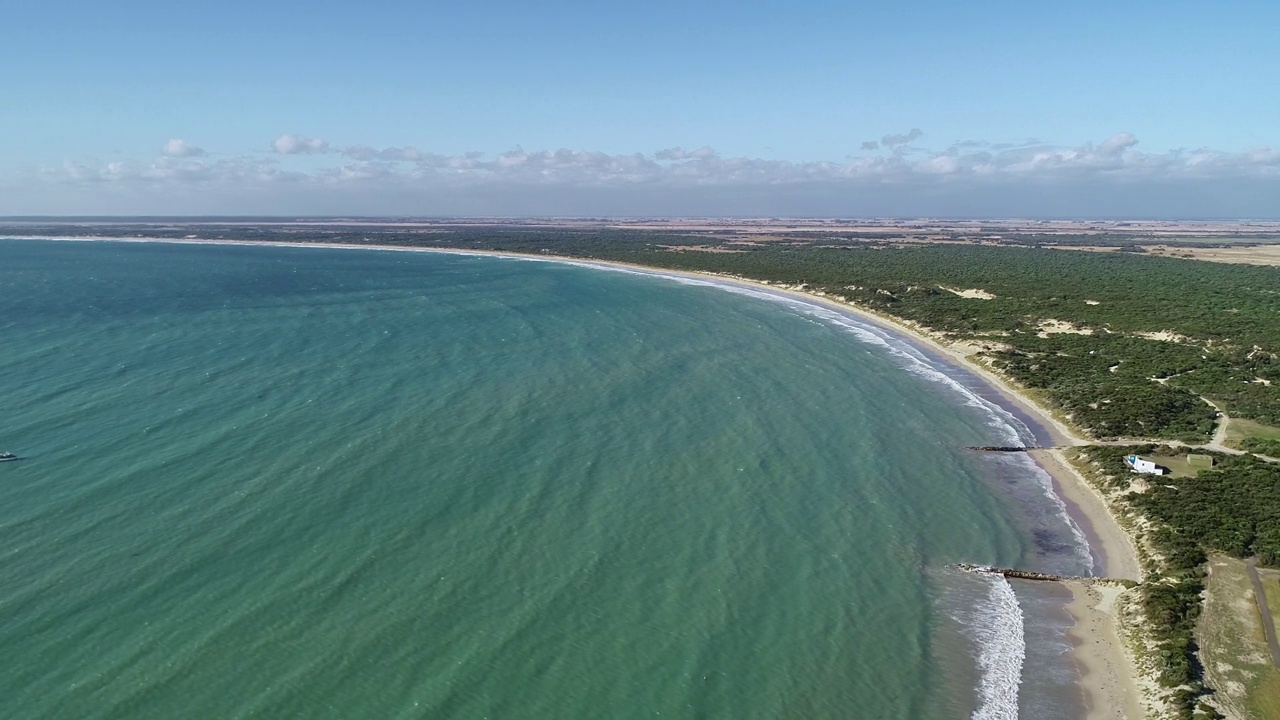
[954,563,1136,587]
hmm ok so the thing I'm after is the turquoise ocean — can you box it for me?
[0,239,1093,718]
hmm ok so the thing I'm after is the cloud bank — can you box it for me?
[8,132,1280,217]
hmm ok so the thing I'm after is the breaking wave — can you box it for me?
[969,573,1026,720]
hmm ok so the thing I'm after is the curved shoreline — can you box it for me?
[3,234,1145,716]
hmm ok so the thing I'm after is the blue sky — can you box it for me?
[4,0,1278,216]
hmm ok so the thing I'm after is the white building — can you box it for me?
[1126,455,1167,475]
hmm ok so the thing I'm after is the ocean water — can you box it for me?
[0,240,1091,719]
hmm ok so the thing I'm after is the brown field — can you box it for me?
[1142,244,1280,266]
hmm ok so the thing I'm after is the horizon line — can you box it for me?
[4,215,1280,224]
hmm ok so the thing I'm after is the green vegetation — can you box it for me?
[1149,454,1208,479]
[1227,417,1280,440]
[1131,455,1280,566]
[618,245,1279,440]
[1243,437,1280,457]
[1228,419,1280,457]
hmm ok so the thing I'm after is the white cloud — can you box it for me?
[272,134,330,155]
[47,132,1280,188]
[1098,132,1139,157]
[162,139,206,157]
[16,132,1280,217]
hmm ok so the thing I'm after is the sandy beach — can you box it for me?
[1063,582,1145,719]
[1030,448,1145,718]
[3,234,1149,716]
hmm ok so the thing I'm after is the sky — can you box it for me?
[3,0,1278,217]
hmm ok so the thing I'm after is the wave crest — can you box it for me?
[970,574,1025,720]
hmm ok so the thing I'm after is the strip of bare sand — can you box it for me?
[1064,581,1145,719]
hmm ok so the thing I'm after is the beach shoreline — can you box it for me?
[1063,581,1145,720]
[1028,449,1141,583]
[2,233,1147,716]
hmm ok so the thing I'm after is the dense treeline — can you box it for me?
[1136,458,1280,565]
[1083,445,1280,565]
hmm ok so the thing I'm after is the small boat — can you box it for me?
[0,452,18,462]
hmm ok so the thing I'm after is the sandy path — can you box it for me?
[1201,396,1232,452]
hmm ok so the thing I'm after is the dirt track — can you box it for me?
[1245,557,1280,670]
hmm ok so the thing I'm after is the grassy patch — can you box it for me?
[1226,418,1280,450]
[1200,557,1280,719]
[1150,454,1208,479]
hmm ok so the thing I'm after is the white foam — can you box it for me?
[970,573,1026,720]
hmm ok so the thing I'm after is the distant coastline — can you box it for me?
[2,233,1149,716]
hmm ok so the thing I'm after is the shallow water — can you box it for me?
[0,240,1089,718]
